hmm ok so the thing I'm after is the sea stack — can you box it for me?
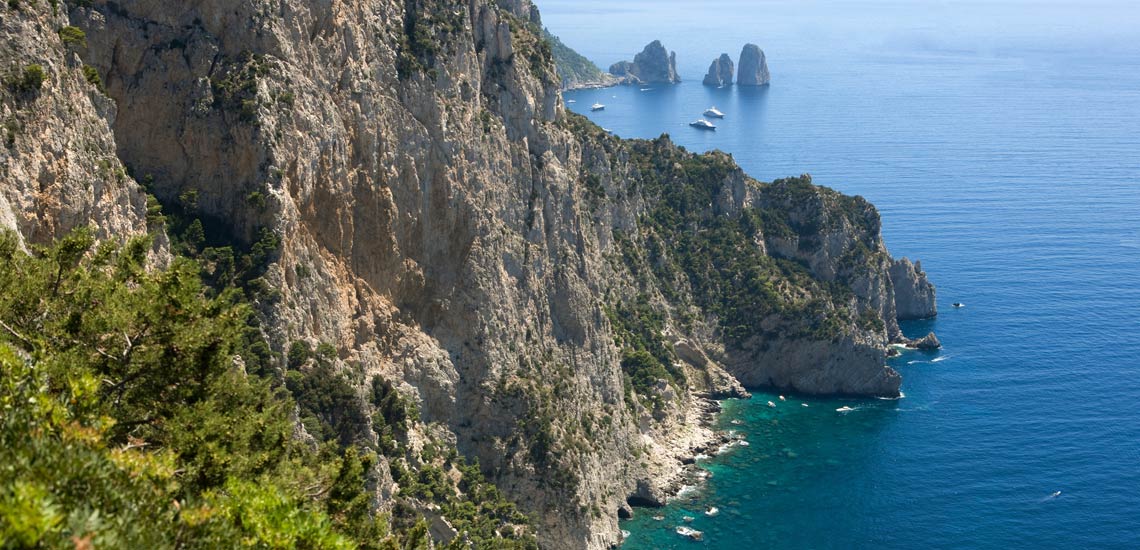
[702,53,735,87]
[737,43,771,86]
[608,40,680,84]
[889,258,938,320]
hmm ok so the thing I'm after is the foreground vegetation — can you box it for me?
[0,226,534,548]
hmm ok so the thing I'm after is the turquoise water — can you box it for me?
[549,1,1140,547]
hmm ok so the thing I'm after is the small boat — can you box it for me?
[640,87,653,92]
[652,515,665,521]
[590,103,605,111]
[703,106,725,118]
[675,526,704,541]
[566,99,576,104]
[953,302,965,308]
[705,506,720,517]
[836,406,856,413]
[778,395,787,401]
[767,401,776,408]
[689,119,716,130]
[801,403,809,407]
[739,441,750,446]
[681,516,695,523]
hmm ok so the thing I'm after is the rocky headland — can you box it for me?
[703,53,735,87]
[1,0,933,548]
[608,39,680,85]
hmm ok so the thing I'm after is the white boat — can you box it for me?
[778,395,787,401]
[703,106,725,118]
[836,406,856,413]
[801,403,809,407]
[705,506,720,517]
[953,302,965,308]
[767,401,776,408]
[689,119,716,130]
[567,99,576,104]
[591,103,605,111]
[675,526,704,541]
[681,516,694,523]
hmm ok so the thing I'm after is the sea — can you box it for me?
[546,1,1140,548]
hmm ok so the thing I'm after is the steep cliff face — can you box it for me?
[608,40,679,85]
[0,5,150,247]
[890,258,937,319]
[738,43,770,86]
[702,53,734,87]
[2,0,934,547]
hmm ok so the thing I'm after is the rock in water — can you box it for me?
[890,257,938,319]
[738,43,771,86]
[911,332,942,350]
[703,53,735,86]
[609,40,680,84]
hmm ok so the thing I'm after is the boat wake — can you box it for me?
[931,356,951,363]
[1040,490,1062,502]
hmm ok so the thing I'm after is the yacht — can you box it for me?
[590,103,605,111]
[703,106,725,118]
[953,302,965,308]
[690,119,716,130]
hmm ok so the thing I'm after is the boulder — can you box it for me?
[702,53,734,86]
[909,332,942,350]
[738,43,770,86]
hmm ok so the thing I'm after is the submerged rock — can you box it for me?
[703,53,735,86]
[738,43,771,86]
[609,40,680,84]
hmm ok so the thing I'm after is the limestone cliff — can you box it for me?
[1,0,935,548]
[738,43,771,86]
[702,53,734,87]
[0,5,150,247]
[608,40,680,85]
[890,258,937,319]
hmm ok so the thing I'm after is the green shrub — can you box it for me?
[9,64,46,93]
[81,64,104,91]
[58,26,87,49]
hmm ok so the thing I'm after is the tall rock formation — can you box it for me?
[702,53,735,87]
[1,0,934,548]
[738,43,771,86]
[890,258,938,319]
[608,40,680,84]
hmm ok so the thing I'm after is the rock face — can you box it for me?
[702,53,735,87]
[2,1,934,548]
[0,5,150,248]
[738,43,771,86]
[608,40,680,84]
[890,258,938,319]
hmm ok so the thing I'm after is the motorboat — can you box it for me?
[689,119,716,130]
[703,106,725,118]
[591,103,605,111]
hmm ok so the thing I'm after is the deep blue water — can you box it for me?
[548,1,1140,547]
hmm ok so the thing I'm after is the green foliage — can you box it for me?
[0,230,374,547]
[81,64,104,92]
[210,52,271,124]
[8,64,46,94]
[58,26,87,49]
[396,0,465,80]
[285,358,369,448]
[542,28,607,87]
